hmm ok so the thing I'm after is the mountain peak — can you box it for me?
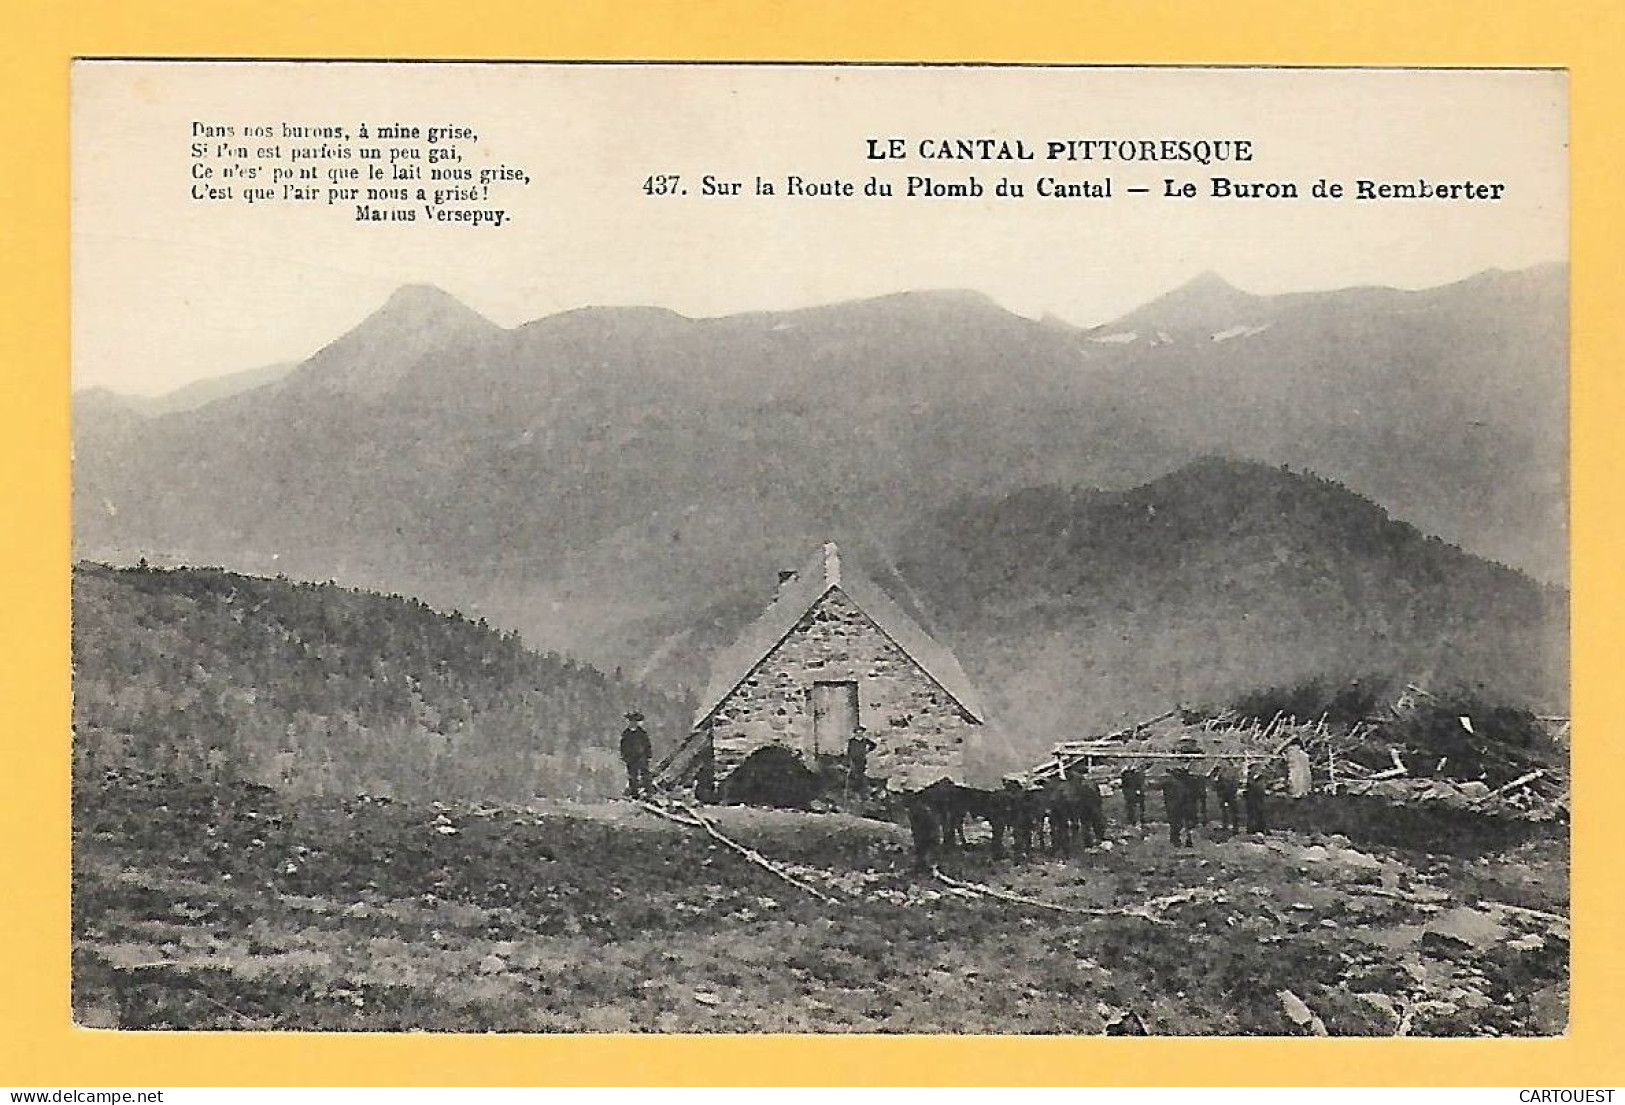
[1105,269,1266,335]
[1182,269,1241,294]
[859,288,1013,319]
[896,288,1004,309]
[370,284,495,329]
[1161,269,1257,306]
[289,285,501,399]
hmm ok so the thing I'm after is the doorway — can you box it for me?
[810,681,859,756]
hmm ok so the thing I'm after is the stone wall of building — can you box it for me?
[708,588,976,790]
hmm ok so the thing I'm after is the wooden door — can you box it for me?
[810,681,859,757]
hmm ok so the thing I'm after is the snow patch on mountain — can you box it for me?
[1211,323,1273,343]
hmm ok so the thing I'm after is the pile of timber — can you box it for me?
[1026,708,1302,786]
[1027,701,1568,822]
[1332,774,1566,821]
[1323,685,1570,821]
[1324,754,1567,821]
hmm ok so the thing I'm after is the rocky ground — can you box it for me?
[71,772,1568,1034]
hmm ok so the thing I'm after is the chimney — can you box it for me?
[822,541,841,586]
[776,569,799,596]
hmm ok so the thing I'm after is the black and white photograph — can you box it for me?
[69,63,1569,1036]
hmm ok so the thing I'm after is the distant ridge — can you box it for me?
[74,362,297,418]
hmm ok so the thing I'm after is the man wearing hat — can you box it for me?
[619,711,652,798]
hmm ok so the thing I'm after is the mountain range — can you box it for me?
[72,265,1569,753]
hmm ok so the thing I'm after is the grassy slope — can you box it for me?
[72,563,691,800]
[73,774,1567,1035]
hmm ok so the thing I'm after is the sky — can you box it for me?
[73,63,1567,396]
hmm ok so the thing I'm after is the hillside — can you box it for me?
[71,265,1567,682]
[71,563,690,800]
[72,774,1568,1035]
[889,459,1568,767]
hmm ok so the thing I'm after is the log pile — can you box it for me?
[1324,762,1566,821]
[1027,691,1569,823]
[1319,686,1568,821]
[1025,708,1305,786]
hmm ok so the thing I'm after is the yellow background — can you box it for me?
[2,0,1619,1086]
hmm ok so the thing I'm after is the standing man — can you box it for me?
[845,726,877,800]
[1213,761,1242,834]
[619,711,652,799]
[1163,766,1195,847]
[1243,762,1270,834]
[1077,772,1108,847]
[1120,764,1147,827]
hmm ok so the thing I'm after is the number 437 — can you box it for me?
[642,175,682,196]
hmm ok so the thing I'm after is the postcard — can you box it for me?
[67,61,1568,1043]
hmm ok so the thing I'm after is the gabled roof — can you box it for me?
[692,542,986,729]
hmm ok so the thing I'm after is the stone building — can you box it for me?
[655,542,986,796]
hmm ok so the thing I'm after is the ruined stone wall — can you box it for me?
[708,588,977,790]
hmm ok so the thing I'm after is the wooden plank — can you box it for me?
[1051,748,1271,761]
[1472,769,1545,804]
